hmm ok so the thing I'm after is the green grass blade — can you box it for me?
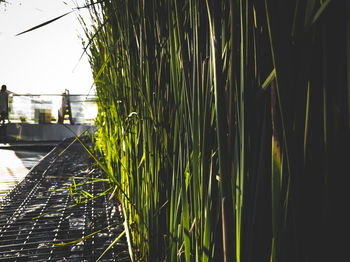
[96,230,126,262]
[55,222,122,246]
[262,68,276,90]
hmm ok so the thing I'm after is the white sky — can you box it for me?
[0,0,94,95]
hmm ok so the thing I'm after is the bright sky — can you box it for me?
[0,0,94,95]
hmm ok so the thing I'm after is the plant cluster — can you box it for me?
[83,1,350,261]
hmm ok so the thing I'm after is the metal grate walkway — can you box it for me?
[0,138,130,261]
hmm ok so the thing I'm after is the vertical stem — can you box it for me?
[206,0,235,261]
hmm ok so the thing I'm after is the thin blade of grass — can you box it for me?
[311,0,331,26]
[96,230,126,262]
[304,82,310,160]
[262,68,276,90]
[33,186,113,220]
[16,11,73,36]
[55,222,121,246]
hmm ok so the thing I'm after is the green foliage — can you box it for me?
[83,0,350,261]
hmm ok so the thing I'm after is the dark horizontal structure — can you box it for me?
[4,123,97,142]
[0,138,130,261]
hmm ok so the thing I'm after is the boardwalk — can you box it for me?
[0,149,30,199]
[0,138,129,261]
[0,147,47,200]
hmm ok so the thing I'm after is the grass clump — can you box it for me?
[81,1,350,261]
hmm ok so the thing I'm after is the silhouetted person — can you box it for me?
[0,85,9,125]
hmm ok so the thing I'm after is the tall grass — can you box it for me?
[82,1,350,261]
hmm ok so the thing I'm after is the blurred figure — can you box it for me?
[0,85,9,125]
[58,89,74,124]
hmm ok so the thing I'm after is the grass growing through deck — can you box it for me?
[81,1,350,261]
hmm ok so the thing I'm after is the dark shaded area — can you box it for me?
[0,142,55,171]
[11,150,47,170]
[264,1,350,261]
[0,125,6,144]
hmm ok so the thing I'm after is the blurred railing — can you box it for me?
[8,94,97,125]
